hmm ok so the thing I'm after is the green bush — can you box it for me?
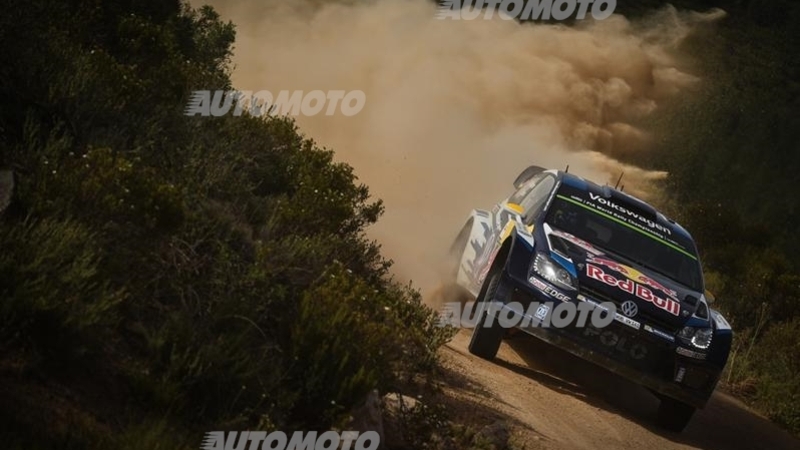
[753,318,800,431]
[0,1,453,447]
[286,264,452,426]
[0,217,125,365]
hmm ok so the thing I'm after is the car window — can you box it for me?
[545,194,703,290]
[519,175,556,224]
[508,173,545,205]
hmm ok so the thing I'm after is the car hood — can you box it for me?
[543,226,703,329]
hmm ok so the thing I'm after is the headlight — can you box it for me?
[531,253,577,291]
[678,326,713,349]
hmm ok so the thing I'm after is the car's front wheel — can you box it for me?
[468,271,508,360]
[657,396,696,432]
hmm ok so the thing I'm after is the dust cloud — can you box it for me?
[194,0,723,293]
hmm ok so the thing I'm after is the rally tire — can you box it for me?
[468,272,506,360]
[656,397,696,432]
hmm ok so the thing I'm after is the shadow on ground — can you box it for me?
[501,333,800,450]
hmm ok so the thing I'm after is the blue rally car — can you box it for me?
[449,166,732,432]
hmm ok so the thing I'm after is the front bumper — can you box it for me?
[495,271,721,409]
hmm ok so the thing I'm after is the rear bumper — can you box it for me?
[496,272,721,409]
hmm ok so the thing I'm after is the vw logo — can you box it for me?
[621,300,638,318]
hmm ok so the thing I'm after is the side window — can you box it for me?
[509,173,545,205]
[520,175,556,223]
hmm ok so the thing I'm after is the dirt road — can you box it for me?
[439,329,799,450]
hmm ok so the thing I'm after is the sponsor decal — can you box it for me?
[615,312,641,330]
[587,192,672,236]
[585,264,681,316]
[534,303,550,321]
[587,256,678,299]
[584,325,648,360]
[548,228,603,255]
[529,277,571,302]
[578,294,603,308]
[676,346,707,360]
[644,324,675,342]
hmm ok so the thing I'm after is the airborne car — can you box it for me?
[450,166,732,432]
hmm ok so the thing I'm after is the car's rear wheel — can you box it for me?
[657,397,696,432]
[468,271,508,360]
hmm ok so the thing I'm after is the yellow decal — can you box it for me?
[506,202,524,214]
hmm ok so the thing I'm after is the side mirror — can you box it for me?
[513,165,547,189]
[704,290,716,304]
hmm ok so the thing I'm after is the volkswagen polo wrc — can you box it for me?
[449,166,732,431]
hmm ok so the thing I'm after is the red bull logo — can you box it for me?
[586,264,681,316]
[587,256,678,300]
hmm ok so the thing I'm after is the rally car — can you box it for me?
[449,166,732,432]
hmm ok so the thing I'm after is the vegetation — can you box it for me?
[0,1,453,448]
[623,0,800,433]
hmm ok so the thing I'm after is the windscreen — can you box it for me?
[545,186,703,291]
